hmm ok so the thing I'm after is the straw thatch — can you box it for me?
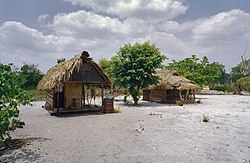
[37,51,111,90]
[151,70,199,90]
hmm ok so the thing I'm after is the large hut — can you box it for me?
[37,51,113,114]
[143,70,199,104]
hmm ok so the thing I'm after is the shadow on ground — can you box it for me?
[0,137,51,163]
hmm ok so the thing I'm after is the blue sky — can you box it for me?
[0,0,250,72]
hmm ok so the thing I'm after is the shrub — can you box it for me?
[0,64,30,142]
[212,85,226,92]
[202,114,210,123]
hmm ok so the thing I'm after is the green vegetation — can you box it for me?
[166,55,227,87]
[109,41,166,104]
[98,58,112,79]
[26,89,46,101]
[237,76,250,92]
[231,59,250,82]
[57,58,66,63]
[0,64,31,141]
[19,64,44,89]
[202,114,210,123]
[231,59,250,93]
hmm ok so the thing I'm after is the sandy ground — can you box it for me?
[1,95,250,163]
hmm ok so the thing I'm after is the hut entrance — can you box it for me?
[65,82,82,110]
[59,82,106,112]
[54,84,64,108]
[82,83,104,111]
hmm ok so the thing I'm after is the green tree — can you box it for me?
[231,59,250,82]
[110,41,166,104]
[166,55,226,87]
[0,64,30,141]
[20,64,44,89]
[98,58,112,79]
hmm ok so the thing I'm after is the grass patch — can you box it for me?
[26,89,46,101]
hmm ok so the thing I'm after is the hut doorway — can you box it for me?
[65,82,82,110]
[53,85,64,108]
[82,83,104,111]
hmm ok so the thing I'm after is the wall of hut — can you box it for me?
[143,89,184,104]
[65,82,82,110]
[44,90,53,110]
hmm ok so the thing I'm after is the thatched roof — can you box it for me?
[150,70,199,90]
[37,51,112,90]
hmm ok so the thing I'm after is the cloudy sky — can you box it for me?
[0,0,250,72]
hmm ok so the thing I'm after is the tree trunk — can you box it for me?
[130,87,140,105]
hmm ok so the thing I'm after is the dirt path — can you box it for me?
[1,95,250,163]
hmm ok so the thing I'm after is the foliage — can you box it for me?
[57,58,66,64]
[0,64,30,141]
[211,85,226,92]
[166,55,226,86]
[231,59,250,82]
[202,114,210,123]
[26,89,46,101]
[19,64,44,89]
[212,84,234,93]
[109,41,166,104]
[98,58,112,79]
[237,76,250,91]
[225,84,234,93]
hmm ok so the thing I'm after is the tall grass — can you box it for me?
[26,89,46,101]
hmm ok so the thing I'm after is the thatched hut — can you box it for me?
[143,70,199,104]
[37,51,112,114]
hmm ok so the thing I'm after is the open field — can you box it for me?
[1,95,250,163]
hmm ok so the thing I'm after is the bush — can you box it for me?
[237,76,250,92]
[202,114,210,123]
[225,84,234,93]
[212,85,226,92]
[0,64,30,141]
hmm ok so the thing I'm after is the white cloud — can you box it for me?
[192,9,250,46]
[51,10,130,38]
[51,10,156,38]
[63,0,188,22]
[1,8,250,73]
[38,13,50,24]
[189,9,250,68]
[0,21,67,71]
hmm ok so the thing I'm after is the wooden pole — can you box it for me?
[179,90,182,100]
[83,84,85,106]
[101,84,104,111]
[56,83,60,116]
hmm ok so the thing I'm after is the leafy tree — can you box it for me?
[109,41,166,104]
[20,64,44,89]
[0,64,30,141]
[202,61,227,86]
[166,55,226,87]
[231,59,250,82]
[98,58,112,79]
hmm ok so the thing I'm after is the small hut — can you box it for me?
[37,51,113,114]
[143,70,199,104]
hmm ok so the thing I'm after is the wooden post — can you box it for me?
[179,90,182,100]
[56,83,60,116]
[83,84,85,106]
[101,84,104,111]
